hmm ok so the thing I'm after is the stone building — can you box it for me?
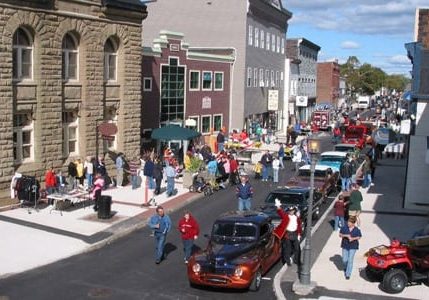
[141,0,292,133]
[0,0,147,197]
[317,61,340,106]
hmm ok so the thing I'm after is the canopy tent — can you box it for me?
[151,125,201,141]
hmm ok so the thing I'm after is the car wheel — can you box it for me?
[312,207,320,220]
[382,268,407,294]
[249,269,262,292]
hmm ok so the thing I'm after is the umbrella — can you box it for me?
[151,125,201,141]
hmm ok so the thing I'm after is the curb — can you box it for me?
[273,193,339,300]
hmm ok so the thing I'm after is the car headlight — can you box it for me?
[234,266,243,278]
[192,263,201,273]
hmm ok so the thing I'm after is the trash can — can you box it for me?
[98,195,112,219]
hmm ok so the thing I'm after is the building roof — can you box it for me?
[103,0,147,11]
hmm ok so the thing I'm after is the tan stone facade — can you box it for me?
[0,0,147,196]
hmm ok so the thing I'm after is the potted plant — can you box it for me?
[182,156,204,188]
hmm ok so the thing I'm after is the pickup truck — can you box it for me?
[342,125,368,149]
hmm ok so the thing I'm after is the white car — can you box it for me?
[334,143,357,153]
[317,151,348,172]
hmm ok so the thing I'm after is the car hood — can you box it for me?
[205,240,257,262]
[287,176,326,188]
[317,161,341,172]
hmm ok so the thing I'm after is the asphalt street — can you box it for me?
[0,136,336,300]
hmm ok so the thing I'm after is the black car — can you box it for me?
[259,187,322,228]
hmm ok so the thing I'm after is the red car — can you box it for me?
[342,125,368,149]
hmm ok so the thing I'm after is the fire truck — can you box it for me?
[311,104,333,132]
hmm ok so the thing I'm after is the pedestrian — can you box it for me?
[272,155,280,183]
[253,161,262,179]
[84,156,94,189]
[148,206,172,264]
[152,157,163,195]
[334,194,348,231]
[216,128,226,152]
[165,159,177,197]
[115,153,125,188]
[75,158,84,186]
[67,159,77,190]
[283,206,302,266]
[236,173,253,211]
[44,166,57,195]
[178,211,200,264]
[228,154,239,185]
[127,156,140,189]
[90,172,104,211]
[339,216,362,280]
[339,154,353,191]
[260,150,273,181]
[333,126,342,144]
[362,154,373,188]
[278,143,285,169]
[291,146,303,175]
[348,184,363,226]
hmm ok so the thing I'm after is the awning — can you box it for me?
[402,91,412,101]
[151,125,201,141]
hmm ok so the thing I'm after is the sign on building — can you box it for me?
[202,96,212,109]
[296,95,308,107]
[268,90,279,111]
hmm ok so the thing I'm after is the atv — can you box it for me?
[365,237,429,294]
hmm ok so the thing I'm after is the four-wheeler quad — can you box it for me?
[365,237,429,294]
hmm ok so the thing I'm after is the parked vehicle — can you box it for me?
[357,96,371,109]
[311,110,331,132]
[365,237,429,294]
[187,211,282,291]
[317,151,348,172]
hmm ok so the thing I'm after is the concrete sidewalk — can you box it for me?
[0,176,200,278]
[280,158,428,299]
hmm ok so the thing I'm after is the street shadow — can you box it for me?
[329,254,344,271]
[164,242,177,257]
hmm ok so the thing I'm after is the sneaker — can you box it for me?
[184,259,188,264]
[155,260,160,264]
[345,276,350,280]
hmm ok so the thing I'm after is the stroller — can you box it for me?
[189,175,213,196]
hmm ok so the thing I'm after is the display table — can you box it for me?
[383,142,405,159]
[47,189,90,215]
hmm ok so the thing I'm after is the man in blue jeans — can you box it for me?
[149,206,172,264]
[236,174,253,211]
[165,161,177,197]
[339,216,362,279]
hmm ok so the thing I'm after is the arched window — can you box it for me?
[13,28,33,80]
[62,33,79,81]
[104,38,117,82]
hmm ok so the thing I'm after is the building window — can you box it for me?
[213,115,222,132]
[62,110,79,156]
[276,36,280,53]
[247,67,252,87]
[271,70,275,87]
[62,33,79,81]
[202,71,212,90]
[189,70,200,90]
[281,38,285,54]
[253,68,258,87]
[201,115,211,134]
[271,35,276,52]
[254,27,259,48]
[260,30,265,49]
[13,113,33,163]
[161,58,185,122]
[104,38,118,82]
[248,25,253,46]
[281,71,284,81]
[276,71,280,87]
[188,115,199,132]
[265,70,270,87]
[104,107,118,151]
[214,72,224,90]
[13,27,33,81]
[259,68,264,87]
[143,77,152,91]
[266,33,270,51]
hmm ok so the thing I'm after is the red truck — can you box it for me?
[311,110,331,132]
[342,125,368,149]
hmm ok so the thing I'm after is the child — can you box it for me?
[253,161,262,179]
[334,194,348,231]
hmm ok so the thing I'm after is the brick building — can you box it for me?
[0,0,147,197]
[317,61,340,106]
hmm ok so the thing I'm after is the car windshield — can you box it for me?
[335,146,354,152]
[320,156,345,163]
[265,192,304,206]
[212,222,257,242]
[298,169,326,178]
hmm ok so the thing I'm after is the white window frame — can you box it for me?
[271,35,276,52]
[271,70,275,87]
[13,114,34,164]
[266,32,270,51]
[13,28,33,81]
[277,36,281,53]
[276,71,280,87]
[247,67,252,88]
[281,38,285,54]
[201,115,211,135]
[259,68,264,87]
[253,68,258,87]
[214,71,224,91]
[188,115,200,132]
[248,25,253,46]
[265,69,270,87]
[104,39,118,82]
[143,77,152,91]
[202,71,213,91]
[213,114,223,133]
[281,71,284,81]
[62,111,79,157]
[189,70,200,90]
[62,34,79,82]
[104,109,118,151]
[254,27,259,48]
[260,30,265,49]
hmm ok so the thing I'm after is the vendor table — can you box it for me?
[47,189,90,215]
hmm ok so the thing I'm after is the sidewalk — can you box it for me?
[0,177,200,278]
[280,158,428,299]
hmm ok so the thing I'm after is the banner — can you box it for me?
[268,90,279,111]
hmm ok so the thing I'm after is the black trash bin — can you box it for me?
[98,195,112,219]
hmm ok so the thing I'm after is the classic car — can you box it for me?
[187,211,282,291]
[342,125,369,149]
[334,143,358,154]
[317,151,348,172]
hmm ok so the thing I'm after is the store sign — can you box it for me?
[202,96,211,109]
[296,95,308,107]
[268,90,279,111]
[400,119,410,135]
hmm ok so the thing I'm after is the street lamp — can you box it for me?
[293,137,321,295]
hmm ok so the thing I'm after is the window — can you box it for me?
[254,27,259,48]
[188,116,199,132]
[260,30,265,49]
[281,38,285,54]
[265,70,270,87]
[160,59,185,122]
[13,113,33,163]
[248,25,253,46]
[201,115,211,134]
[202,71,212,90]
[276,71,279,87]
[13,28,33,80]
[271,35,276,52]
[143,77,152,91]
[253,68,258,87]
[104,107,117,151]
[259,68,264,87]
[62,33,78,81]
[276,36,280,53]
[189,70,200,90]
[266,33,270,50]
[62,110,79,156]
[271,70,275,87]
[281,71,284,81]
[104,38,117,82]
[213,115,222,132]
[247,67,252,87]
[214,72,223,90]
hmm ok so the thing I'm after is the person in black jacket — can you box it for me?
[67,161,77,190]
[152,157,164,195]
[339,155,352,191]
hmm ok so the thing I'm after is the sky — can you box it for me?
[282,0,428,76]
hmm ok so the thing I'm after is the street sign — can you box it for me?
[102,135,115,141]
[98,122,118,136]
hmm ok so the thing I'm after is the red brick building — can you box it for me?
[316,61,340,106]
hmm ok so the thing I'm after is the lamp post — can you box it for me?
[293,137,321,295]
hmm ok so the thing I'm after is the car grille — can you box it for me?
[202,265,234,275]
